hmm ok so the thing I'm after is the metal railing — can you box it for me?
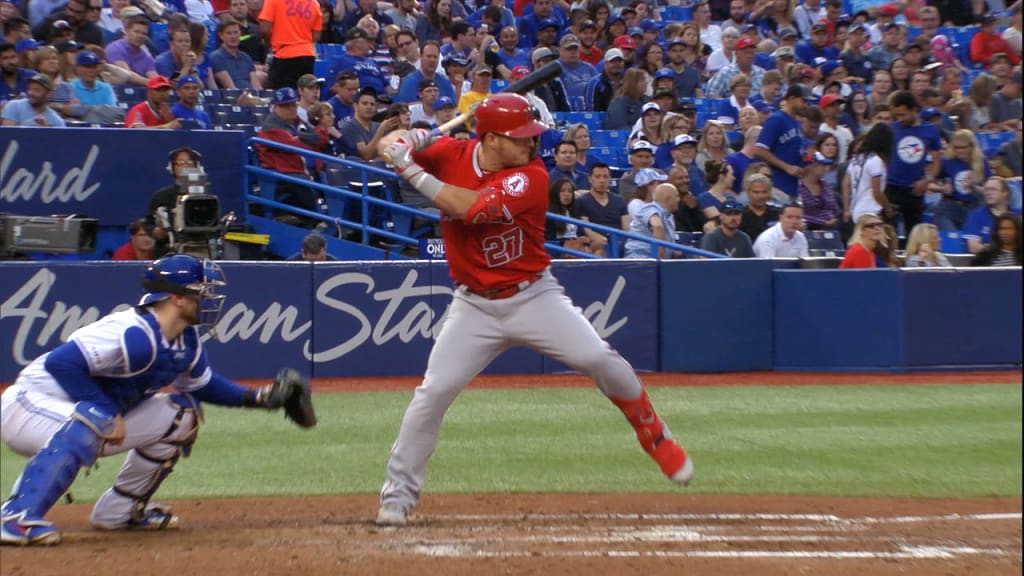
[243,137,725,260]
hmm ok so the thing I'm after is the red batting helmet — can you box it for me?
[474,93,548,139]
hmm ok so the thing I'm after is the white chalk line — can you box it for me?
[412,544,1012,560]
[400,512,1022,561]
[431,512,1022,525]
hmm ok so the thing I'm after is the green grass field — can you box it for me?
[2,384,1021,502]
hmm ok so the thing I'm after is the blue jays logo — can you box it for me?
[896,135,926,164]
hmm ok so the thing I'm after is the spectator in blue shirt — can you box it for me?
[492,25,530,76]
[209,20,259,91]
[340,0,394,42]
[1,73,66,126]
[886,90,942,233]
[69,50,117,107]
[795,21,838,65]
[865,23,903,73]
[557,33,598,106]
[755,84,807,198]
[1,41,37,104]
[331,28,388,97]
[934,130,992,232]
[518,0,563,49]
[170,75,212,129]
[963,176,1021,254]
[549,140,591,191]
[397,40,455,103]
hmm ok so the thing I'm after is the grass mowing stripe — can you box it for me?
[1,384,1019,501]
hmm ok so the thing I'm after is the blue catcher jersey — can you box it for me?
[18,309,212,415]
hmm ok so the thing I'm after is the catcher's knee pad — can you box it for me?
[4,403,114,519]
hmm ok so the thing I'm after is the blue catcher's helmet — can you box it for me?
[139,254,227,327]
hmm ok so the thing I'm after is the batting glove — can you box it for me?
[385,139,425,181]
[403,128,438,152]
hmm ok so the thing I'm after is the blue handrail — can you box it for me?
[245,137,725,259]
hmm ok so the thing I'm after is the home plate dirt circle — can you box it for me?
[2,494,1020,576]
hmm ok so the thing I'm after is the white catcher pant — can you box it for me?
[1,382,198,526]
[380,270,644,509]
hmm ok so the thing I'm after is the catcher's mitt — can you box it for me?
[263,368,317,428]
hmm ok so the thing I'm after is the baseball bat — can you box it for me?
[430,60,563,137]
[381,61,562,162]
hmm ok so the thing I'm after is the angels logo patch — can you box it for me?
[502,173,529,197]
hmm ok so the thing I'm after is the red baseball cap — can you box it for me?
[510,65,531,80]
[735,37,756,50]
[613,35,636,50]
[819,94,844,108]
[878,3,898,17]
[147,75,172,90]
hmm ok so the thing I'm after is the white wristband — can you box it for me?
[410,172,443,201]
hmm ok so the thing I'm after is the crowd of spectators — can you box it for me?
[1,0,1021,265]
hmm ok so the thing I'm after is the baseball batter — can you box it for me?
[0,255,314,546]
[376,94,694,527]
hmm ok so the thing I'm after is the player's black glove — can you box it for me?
[248,368,317,428]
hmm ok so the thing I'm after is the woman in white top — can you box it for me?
[706,26,738,75]
[842,123,894,229]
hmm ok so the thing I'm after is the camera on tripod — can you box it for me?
[173,169,220,235]
[157,168,234,259]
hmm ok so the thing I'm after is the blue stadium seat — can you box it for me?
[1007,179,1022,212]
[940,231,967,254]
[806,230,844,256]
[660,6,691,21]
[490,79,508,92]
[116,86,145,103]
[212,105,255,126]
[200,89,223,104]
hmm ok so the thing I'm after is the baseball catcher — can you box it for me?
[0,254,316,546]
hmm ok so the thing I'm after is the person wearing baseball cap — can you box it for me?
[818,93,852,162]
[839,21,872,84]
[624,177,683,260]
[0,73,66,127]
[529,46,571,115]
[558,33,598,105]
[584,48,624,112]
[409,78,442,127]
[330,27,387,97]
[125,75,180,129]
[794,20,839,66]
[705,33,764,99]
[865,18,903,71]
[612,139,657,198]
[295,73,324,123]
[576,19,604,66]
[970,13,1022,67]
[66,49,117,114]
[534,18,560,50]
[432,95,459,127]
[699,199,755,258]
[798,151,839,231]
[612,34,637,64]
[170,74,212,129]
[753,84,807,198]
[458,66,494,121]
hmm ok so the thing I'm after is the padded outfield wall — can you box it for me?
[0,260,1019,382]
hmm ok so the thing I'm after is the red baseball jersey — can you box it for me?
[414,137,551,292]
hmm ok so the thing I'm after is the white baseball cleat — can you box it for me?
[670,455,695,486]
[375,503,408,527]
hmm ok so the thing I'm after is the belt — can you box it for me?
[464,274,543,300]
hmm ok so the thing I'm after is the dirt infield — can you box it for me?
[1,494,1020,576]
[1,372,1020,575]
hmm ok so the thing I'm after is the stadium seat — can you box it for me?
[1007,179,1022,211]
[806,230,844,256]
[940,230,967,254]
[200,89,223,104]
[116,86,145,103]
[660,6,691,20]
[211,105,255,126]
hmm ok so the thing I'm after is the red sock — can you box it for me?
[610,389,665,456]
